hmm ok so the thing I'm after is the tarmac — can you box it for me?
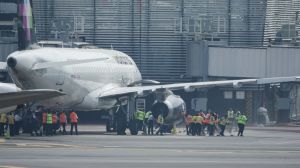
[74,124,300,134]
[1,124,300,168]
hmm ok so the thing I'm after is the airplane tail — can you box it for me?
[17,0,34,50]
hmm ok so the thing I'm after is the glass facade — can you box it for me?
[1,0,298,83]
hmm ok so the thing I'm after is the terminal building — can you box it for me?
[1,0,300,124]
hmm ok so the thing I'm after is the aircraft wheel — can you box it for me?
[129,120,138,135]
[116,110,126,135]
[106,120,111,132]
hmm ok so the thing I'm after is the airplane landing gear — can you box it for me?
[106,109,116,132]
[129,119,138,135]
[115,105,127,135]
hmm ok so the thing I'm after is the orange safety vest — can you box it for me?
[60,113,67,124]
[42,112,47,124]
[52,114,57,124]
[70,112,78,123]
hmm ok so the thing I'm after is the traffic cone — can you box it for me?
[4,126,10,139]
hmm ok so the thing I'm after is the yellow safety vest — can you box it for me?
[47,113,52,124]
[135,110,145,121]
[0,113,7,123]
[196,116,203,123]
[237,115,247,125]
[7,115,14,125]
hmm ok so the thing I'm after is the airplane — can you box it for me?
[6,43,300,135]
[3,0,300,135]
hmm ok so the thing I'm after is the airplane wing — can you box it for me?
[0,89,65,108]
[99,76,300,98]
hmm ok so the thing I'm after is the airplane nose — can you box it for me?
[7,57,17,68]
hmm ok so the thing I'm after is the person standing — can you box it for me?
[147,112,154,135]
[204,112,211,135]
[156,113,164,135]
[135,109,145,134]
[0,113,7,136]
[144,111,152,134]
[237,113,247,136]
[190,114,197,136]
[70,110,78,135]
[184,113,193,136]
[52,112,58,135]
[227,108,235,136]
[59,112,67,135]
[195,113,204,136]
[14,112,22,135]
[30,112,39,136]
[234,110,241,131]
[42,111,47,135]
[208,113,216,136]
[218,115,228,136]
[46,112,53,136]
[7,112,15,136]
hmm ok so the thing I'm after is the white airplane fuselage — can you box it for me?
[7,47,142,110]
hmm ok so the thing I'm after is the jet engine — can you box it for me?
[151,90,185,123]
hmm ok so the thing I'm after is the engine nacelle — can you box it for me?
[151,92,186,123]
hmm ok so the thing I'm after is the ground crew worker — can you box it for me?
[135,109,145,133]
[144,111,152,134]
[187,114,193,135]
[70,110,78,135]
[227,108,235,136]
[209,114,215,136]
[42,111,47,135]
[190,114,197,136]
[0,113,7,136]
[7,112,15,136]
[52,112,58,135]
[147,112,154,135]
[218,115,228,136]
[237,113,247,136]
[156,113,164,135]
[204,112,211,135]
[213,113,219,133]
[29,112,39,136]
[59,112,67,135]
[199,112,206,135]
[234,110,241,131]
[195,114,204,136]
[14,112,22,135]
[46,112,53,136]
[184,113,192,135]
